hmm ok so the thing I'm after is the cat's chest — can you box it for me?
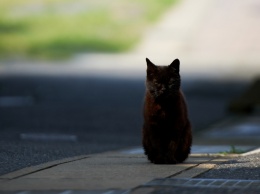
[151,104,168,119]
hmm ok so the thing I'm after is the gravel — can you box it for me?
[197,152,260,180]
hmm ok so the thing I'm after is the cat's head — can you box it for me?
[146,58,181,99]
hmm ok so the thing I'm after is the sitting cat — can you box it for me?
[142,58,192,164]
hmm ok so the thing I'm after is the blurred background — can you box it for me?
[0,0,259,175]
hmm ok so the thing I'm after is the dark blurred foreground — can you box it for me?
[0,74,250,175]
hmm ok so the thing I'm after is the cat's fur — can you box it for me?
[142,58,192,164]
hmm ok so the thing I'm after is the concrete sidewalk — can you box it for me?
[0,148,244,190]
[0,146,259,192]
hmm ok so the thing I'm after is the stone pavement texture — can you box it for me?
[0,147,259,193]
[198,151,260,180]
[0,149,240,190]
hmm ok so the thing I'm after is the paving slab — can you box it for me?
[172,158,228,179]
[0,149,225,191]
[0,155,89,180]
[1,147,259,192]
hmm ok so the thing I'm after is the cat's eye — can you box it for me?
[169,78,174,84]
[168,79,175,88]
[149,73,153,76]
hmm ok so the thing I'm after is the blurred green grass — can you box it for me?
[0,0,178,59]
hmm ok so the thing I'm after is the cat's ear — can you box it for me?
[146,58,156,69]
[169,59,180,72]
[146,58,157,77]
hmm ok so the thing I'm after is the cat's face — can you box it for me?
[146,58,180,99]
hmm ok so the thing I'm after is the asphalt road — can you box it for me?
[0,74,248,175]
